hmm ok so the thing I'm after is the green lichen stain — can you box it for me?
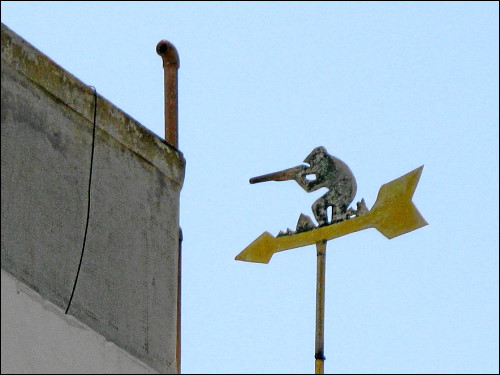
[2,23,185,187]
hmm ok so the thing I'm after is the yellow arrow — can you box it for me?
[235,166,428,264]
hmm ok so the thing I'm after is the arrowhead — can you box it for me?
[235,232,277,264]
[370,165,428,239]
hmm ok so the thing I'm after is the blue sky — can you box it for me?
[2,2,498,374]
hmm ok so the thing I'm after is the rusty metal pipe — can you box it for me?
[315,240,327,374]
[157,39,181,372]
[156,40,180,148]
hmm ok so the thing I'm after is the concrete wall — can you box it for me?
[1,23,185,374]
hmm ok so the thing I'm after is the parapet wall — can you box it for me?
[1,23,184,374]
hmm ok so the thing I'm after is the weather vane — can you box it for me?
[235,146,428,374]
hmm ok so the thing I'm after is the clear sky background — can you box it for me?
[2,2,498,374]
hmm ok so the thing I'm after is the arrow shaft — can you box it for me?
[275,213,375,254]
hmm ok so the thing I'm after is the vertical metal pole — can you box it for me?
[156,40,180,148]
[157,40,181,373]
[315,240,327,374]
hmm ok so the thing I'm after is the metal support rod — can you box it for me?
[315,240,327,374]
[156,40,180,148]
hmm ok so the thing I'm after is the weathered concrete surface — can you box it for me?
[1,270,159,374]
[1,23,184,374]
